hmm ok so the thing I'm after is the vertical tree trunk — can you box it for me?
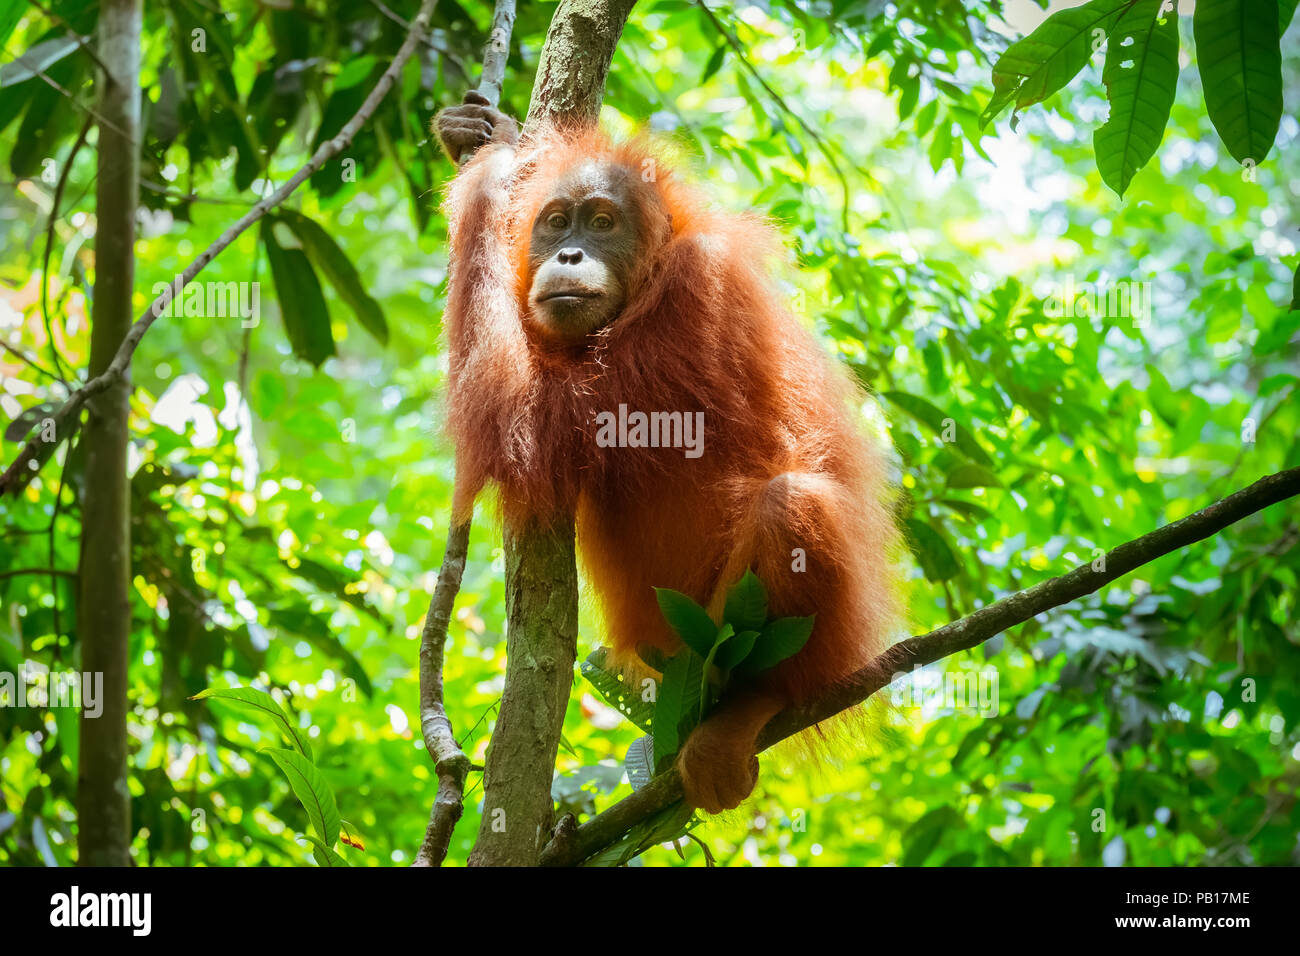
[466,0,637,866]
[78,0,141,867]
[468,521,579,865]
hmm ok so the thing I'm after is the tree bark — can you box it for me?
[465,0,638,868]
[525,0,638,129]
[77,0,141,867]
[468,520,579,865]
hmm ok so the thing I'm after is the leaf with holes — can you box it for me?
[981,0,1133,127]
[625,735,655,790]
[580,648,655,734]
[1094,1,1180,196]
[1193,0,1283,163]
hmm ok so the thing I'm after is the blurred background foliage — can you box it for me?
[0,0,1297,866]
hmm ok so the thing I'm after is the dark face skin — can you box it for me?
[527,161,643,341]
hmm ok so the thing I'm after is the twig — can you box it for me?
[475,0,517,108]
[0,0,442,498]
[41,110,94,382]
[539,465,1300,865]
[0,567,78,581]
[412,518,474,867]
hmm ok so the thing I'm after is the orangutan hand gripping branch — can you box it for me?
[434,94,904,814]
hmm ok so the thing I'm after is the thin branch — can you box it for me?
[41,109,94,382]
[412,518,474,867]
[0,567,78,581]
[0,0,441,498]
[539,465,1300,866]
[475,0,517,108]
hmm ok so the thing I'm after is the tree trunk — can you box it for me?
[77,0,141,867]
[468,520,579,865]
[467,0,637,866]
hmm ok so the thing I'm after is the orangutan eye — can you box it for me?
[590,212,614,230]
[546,212,569,229]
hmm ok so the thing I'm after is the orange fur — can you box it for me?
[442,126,905,786]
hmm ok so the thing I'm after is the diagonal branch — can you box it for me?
[539,464,1300,866]
[0,0,441,498]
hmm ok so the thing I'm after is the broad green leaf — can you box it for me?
[1291,262,1299,312]
[882,390,995,467]
[715,629,759,670]
[738,616,815,676]
[1193,0,1283,163]
[0,35,79,87]
[580,648,655,733]
[1254,310,1300,355]
[191,686,312,761]
[902,806,962,866]
[1094,0,1180,196]
[652,650,704,770]
[0,2,23,55]
[723,570,767,633]
[700,44,726,83]
[945,463,1002,489]
[904,519,961,582]
[981,0,1133,127]
[699,623,734,712]
[264,747,341,847]
[276,210,389,345]
[262,219,335,367]
[654,588,718,658]
[333,55,377,89]
[307,835,350,867]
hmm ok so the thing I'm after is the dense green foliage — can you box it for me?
[0,0,1297,866]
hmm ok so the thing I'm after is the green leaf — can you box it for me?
[738,616,815,676]
[580,648,655,734]
[981,0,1132,127]
[0,2,24,55]
[306,835,350,867]
[654,588,718,658]
[275,210,389,345]
[1193,0,1284,163]
[264,748,341,846]
[0,35,79,87]
[1291,262,1300,312]
[333,55,377,89]
[723,570,767,633]
[1254,310,1300,355]
[700,44,726,83]
[904,519,962,582]
[191,686,313,761]
[1094,1,1180,196]
[945,463,1002,489]
[262,219,335,367]
[652,650,704,770]
[902,806,962,866]
[882,390,994,467]
[715,629,759,670]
